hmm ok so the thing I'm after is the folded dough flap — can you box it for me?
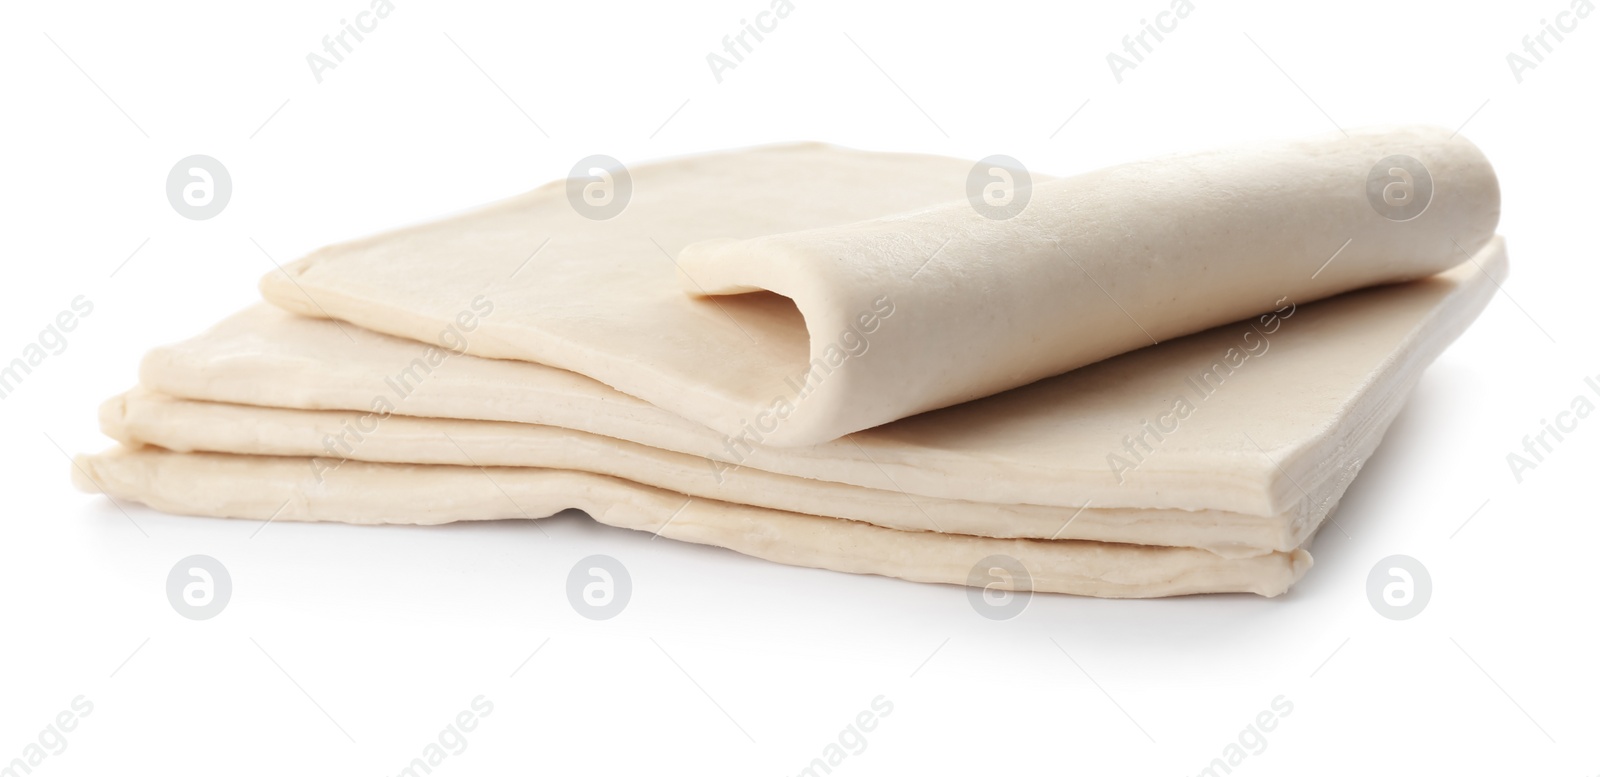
[677,126,1500,445]
[259,130,1496,449]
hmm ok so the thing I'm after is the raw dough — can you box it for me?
[151,238,1508,517]
[72,136,1507,599]
[100,388,1342,556]
[70,446,1313,598]
[260,129,1498,446]
[678,127,1499,443]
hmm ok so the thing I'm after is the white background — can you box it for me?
[2,0,1596,774]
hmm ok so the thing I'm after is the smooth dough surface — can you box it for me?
[259,130,1498,447]
[100,388,1353,556]
[154,238,1507,517]
[70,446,1312,598]
[678,127,1499,443]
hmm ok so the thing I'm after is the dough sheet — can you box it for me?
[150,239,1505,517]
[99,389,1329,556]
[260,129,1498,446]
[69,132,1508,597]
[71,446,1312,598]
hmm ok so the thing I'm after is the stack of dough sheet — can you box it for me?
[72,126,1505,598]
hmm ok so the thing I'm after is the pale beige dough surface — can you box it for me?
[150,238,1508,517]
[100,388,1354,556]
[259,130,1498,447]
[70,446,1312,598]
[678,127,1499,443]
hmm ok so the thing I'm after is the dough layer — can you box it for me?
[260,130,1498,447]
[678,127,1499,443]
[71,446,1312,598]
[152,239,1508,517]
[100,389,1339,556]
